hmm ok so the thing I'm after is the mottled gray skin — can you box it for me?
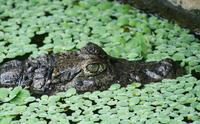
[0,43,185,95]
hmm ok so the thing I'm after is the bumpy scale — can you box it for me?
[0,43,185,95]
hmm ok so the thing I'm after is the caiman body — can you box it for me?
[0,43,185,95]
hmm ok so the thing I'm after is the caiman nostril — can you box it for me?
[76,80,84,86]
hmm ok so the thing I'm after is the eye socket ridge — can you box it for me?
[86,63,106,74]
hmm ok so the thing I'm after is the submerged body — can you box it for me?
[0,43,185,95]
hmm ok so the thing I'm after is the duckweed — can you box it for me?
[0,75,199,124]
[0,0,200,123]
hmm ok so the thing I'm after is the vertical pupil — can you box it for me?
[99,64,104,71]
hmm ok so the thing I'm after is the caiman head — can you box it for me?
[0,42,185,95]
[52,42,185,94]
[53,42,118,93]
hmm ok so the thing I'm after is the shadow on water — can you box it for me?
[30,32,49,48]
[191,70,200,80]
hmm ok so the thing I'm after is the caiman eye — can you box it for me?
[86,63,106,74]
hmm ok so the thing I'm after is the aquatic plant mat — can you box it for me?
[0,0,200,123]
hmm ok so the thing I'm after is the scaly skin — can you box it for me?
[0,42,185,95]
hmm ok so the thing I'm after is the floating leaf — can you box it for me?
[10,89,30,105]
[108,84,121,91]
[117,16,129,26]
[172,53,185,61]
[196,103,200,111]
[24,97,36,103]
[65,88,77,97]
[157,114,170,123]
[0,88,9,102]
[0,116,13,124]
[129,97,140,105]
[7,87,22,102]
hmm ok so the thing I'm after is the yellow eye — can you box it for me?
[86,63,106,73]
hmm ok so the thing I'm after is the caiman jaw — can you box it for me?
[110,58,185,85]
[108,57,139,86]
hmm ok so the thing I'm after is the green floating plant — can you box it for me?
[0,0,200,123]
[0,87,30,105]
[0,75,199,123]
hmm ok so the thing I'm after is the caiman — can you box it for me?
[0,42,185,95]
